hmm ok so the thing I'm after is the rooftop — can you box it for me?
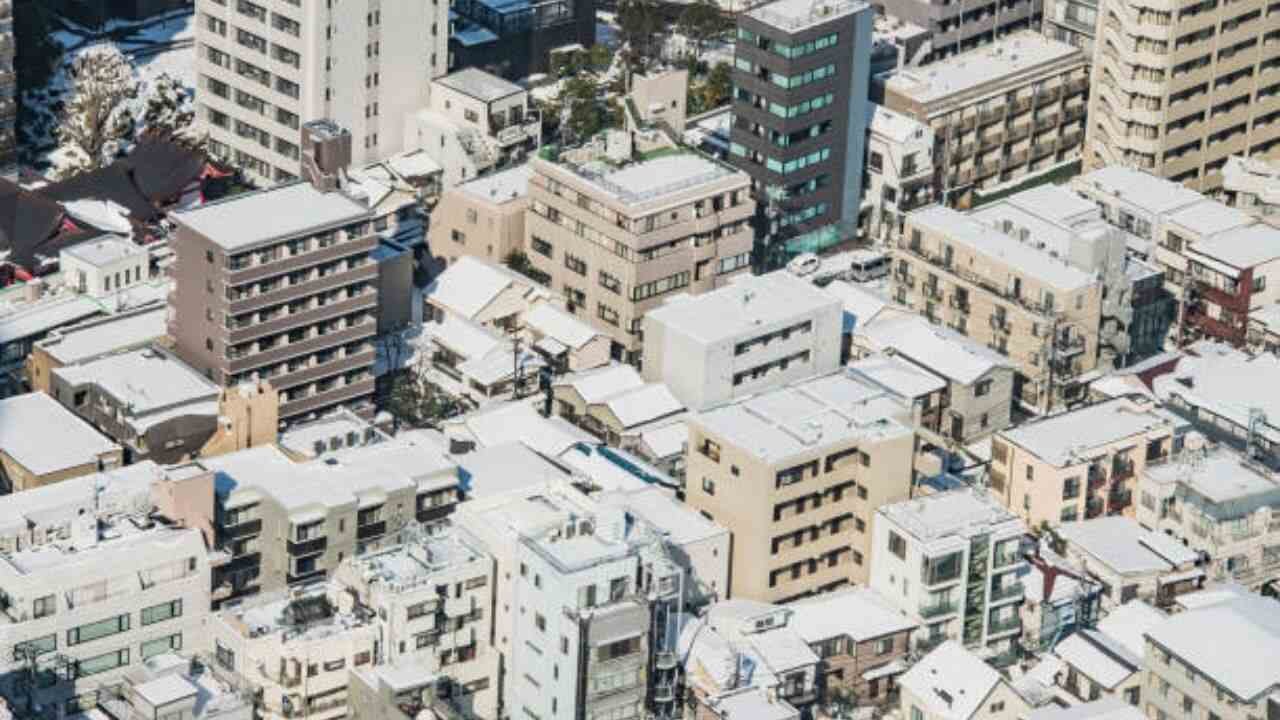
[882,32,1081,105]
[171,181,372,252]
[1028,699,1147,720]
[1145,594,1280,701]
[1223,155,1280,205]
[557,364,646,405]
[1143,446,1280,507]
[544,151,744,208]
[899,640,1001,720]
[1189,223,1280,269]
[788,586,917,643]
[454,441,570,499]
[861,315,1011,384]
[746,0,868,32]
[62,235,147,267]
[1057,517,1198,574]
[220,583,375,643]
[278,408,388,459]
[0,461,158,538]
[0,392,120,475]
[351,525,489,593]
[36,305,168,364]
[2,524,204,579]
[878,487,1022,543]
[446,400,594,459]
[1163,199,1255,238]
[849,353,947,398]
[1151,343,1280,445]
[600,383,684,429]
[1074,166,1207,216]
[54,347,220,416]
[459,163,534,203]
[524,301,602,350]
[909,205,1096,291]
[1000,398,1181,466]
[434,67,524,102]
[425,255,541,320]
[643,271,839,344]
[867,102,931,144]
[693,371,911,464]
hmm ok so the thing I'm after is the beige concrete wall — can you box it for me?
[428,187,529,267]
[200,381,280,459]
[899,674,1030,720]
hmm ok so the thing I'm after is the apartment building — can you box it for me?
[202,435,461,608]
[891,205,1103,411]
[641,271,843,411]
[26,306,168,394]
[0,501,212,714]
[877,33,1088,208]
[0,392,122,493]
[1137,444,1280,592]
[1142,594,1280,720]
[75,653,254,720]
[870,489,1028,662]
[1221,155,1280,218]
[0,0,13,180]
[524,149,755,363]
[1056,517,1202,608]
[971,183,1168,366]
[209,583,378,720]
[168,128,392,424]
[427,165,532,267]
[1183,224,1280,346]
[728,0,873,253]
[875,0,1042,62]
[1043,0,1098,52]
[405,70,540,190]
[686,371,916,603]
[447,0,595,80]
[863,103,935,242]
[454,482,690,720]
[899,641,1030,720]
[336,524,499,719]
[992,397,1185,527]
[857,314,1017,443]
[1083,0,1280,193]
[193,0,447,185]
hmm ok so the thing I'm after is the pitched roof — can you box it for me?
[1145,595,1280,701]
[899,641,1001,720]
[0,393,121,475]
[41,137,206,223]
[425,256,530,320]
[0,178,82,271]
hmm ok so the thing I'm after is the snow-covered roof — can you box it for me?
[1145,595,1280,701]
[449,401,593,459]
[643,271,838,345]
[1188,223,1280,270]
[557,364,646,404]
[0,393,120,475]
[1151,343,1280,445]
[599,383,683,429]
[171,181,372,252]
[425,255,532,320]
[899,641,1002,720]
[429,314,505,360]
[1029,699,1146,720]
[861,315,1011,384]
[1000,398,1181,466]
[788,587,917,643]
[1057,516,1198,574]
[36,305,167,364]
[54,347,220,416]
[850,353,947,398]
[638,420,688,459]
[822,279,892,332]
[524,302,601,350]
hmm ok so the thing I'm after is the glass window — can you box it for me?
[76,649,130,678]
[68,614,130,646]
[140,634,182,660]
[141,600,183,626]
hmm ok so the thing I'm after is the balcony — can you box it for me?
[287,536,327,556]
[990,315,1011,333]
[989,583,1024,604]
[920,600,958,619]
[417,504,454,524]
[1055,333,1086,355]
[950,295,970,313]
[357,520,388,540]
[1112,457,1135,480]
[287,568,326,585]
[653,683,676,703]
[1087,465,1108,489]
[988,615,1022,635]
[222,517,263,539]
[993,547,1021,568]
[655,651,679,670]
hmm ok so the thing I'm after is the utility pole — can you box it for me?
[512,335,523,400]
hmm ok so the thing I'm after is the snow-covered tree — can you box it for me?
[53,45,138,177]
[141,72,195,139]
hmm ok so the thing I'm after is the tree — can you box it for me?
[677,0,727,68]
[616,0,664,72]
[561,75,609,142]
[53,45,138,177]
[386,356,464,430]
[687,62,733,116]
[140,72,195,138]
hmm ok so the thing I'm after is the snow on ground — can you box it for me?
[23,11,196,175]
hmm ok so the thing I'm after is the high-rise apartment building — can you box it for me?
[169,126,413,423]
[0,0,14,179]
[524,150,755,364]
[193,0,447,185]
[1083,0,1280,192]
[728,0,874,256]
[875,0,1043,62]
[685,371,916,604]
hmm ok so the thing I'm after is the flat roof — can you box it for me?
[0,292,105,344]
[61,236,147,267]
[1151,344,1280,445]
[1146,595,1280,701]
[0,461,158,537]
[861,315,1011,384]
[54,348,220,415]
[171,181,372,251]
[883,32,1080,104]
[1075,166,1206,215]
[1164,199,1255,237]
[1189,224,1280,269]
[559,152,743,207]
[1029,699,1146,720]
[878,487,1021,542]
[435,67,524,102]
[644,271,838,345]
[789,586,917,642]
[459,163,533,203]
[850,353,946,398]
[38,306,168,364]
[449,400,595,458]
[1143,447,1280,505]
[867,102,931,144]
[910,205,1096,291]
[1000,398,1180,466]
[693,371,911,464]
[0,393,120,475]
[746,0,867,31]
[1057,517,1198,574]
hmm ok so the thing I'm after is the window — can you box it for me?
[912,706,924,720]
[888,531,907,560]
[597,303,619,326]
[876,637,894,655]
[1254,275,1267,292]
[596,636,641,662]
[565,254,587,275]
[14,635,56,659]
[975,379,993,397]
[68,614,131,646]
[76,649,129,678]
[33,595,55,619]
[599,271,621,294]
[451,229,466,243]
[702,477,716,495]
[215,642,235,671]
[535,613,546,631]
[531,236,552,257]
[141,600,182,626]
[140,634,182,660]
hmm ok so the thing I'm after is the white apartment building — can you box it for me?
[454,481,695,720]
[863,103,934,243]
[336,523,498,719]
[59,237,151,300]
[1137,444,1280,593]
[194,0,448,185]
[1055,517,1202,610]
[870,488,1028,664]
[209,583,379,720]
[0,517,212,714]
[1221,156,1280,219]
[640,271,843,411]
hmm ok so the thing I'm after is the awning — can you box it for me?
[862,659,908,681]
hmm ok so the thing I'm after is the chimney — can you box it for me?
[300,120,353,193]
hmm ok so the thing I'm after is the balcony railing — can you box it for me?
[920,600,958,619]
[286,536,327,556]
[988,615,1022,635]
[990,583,1024,603]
